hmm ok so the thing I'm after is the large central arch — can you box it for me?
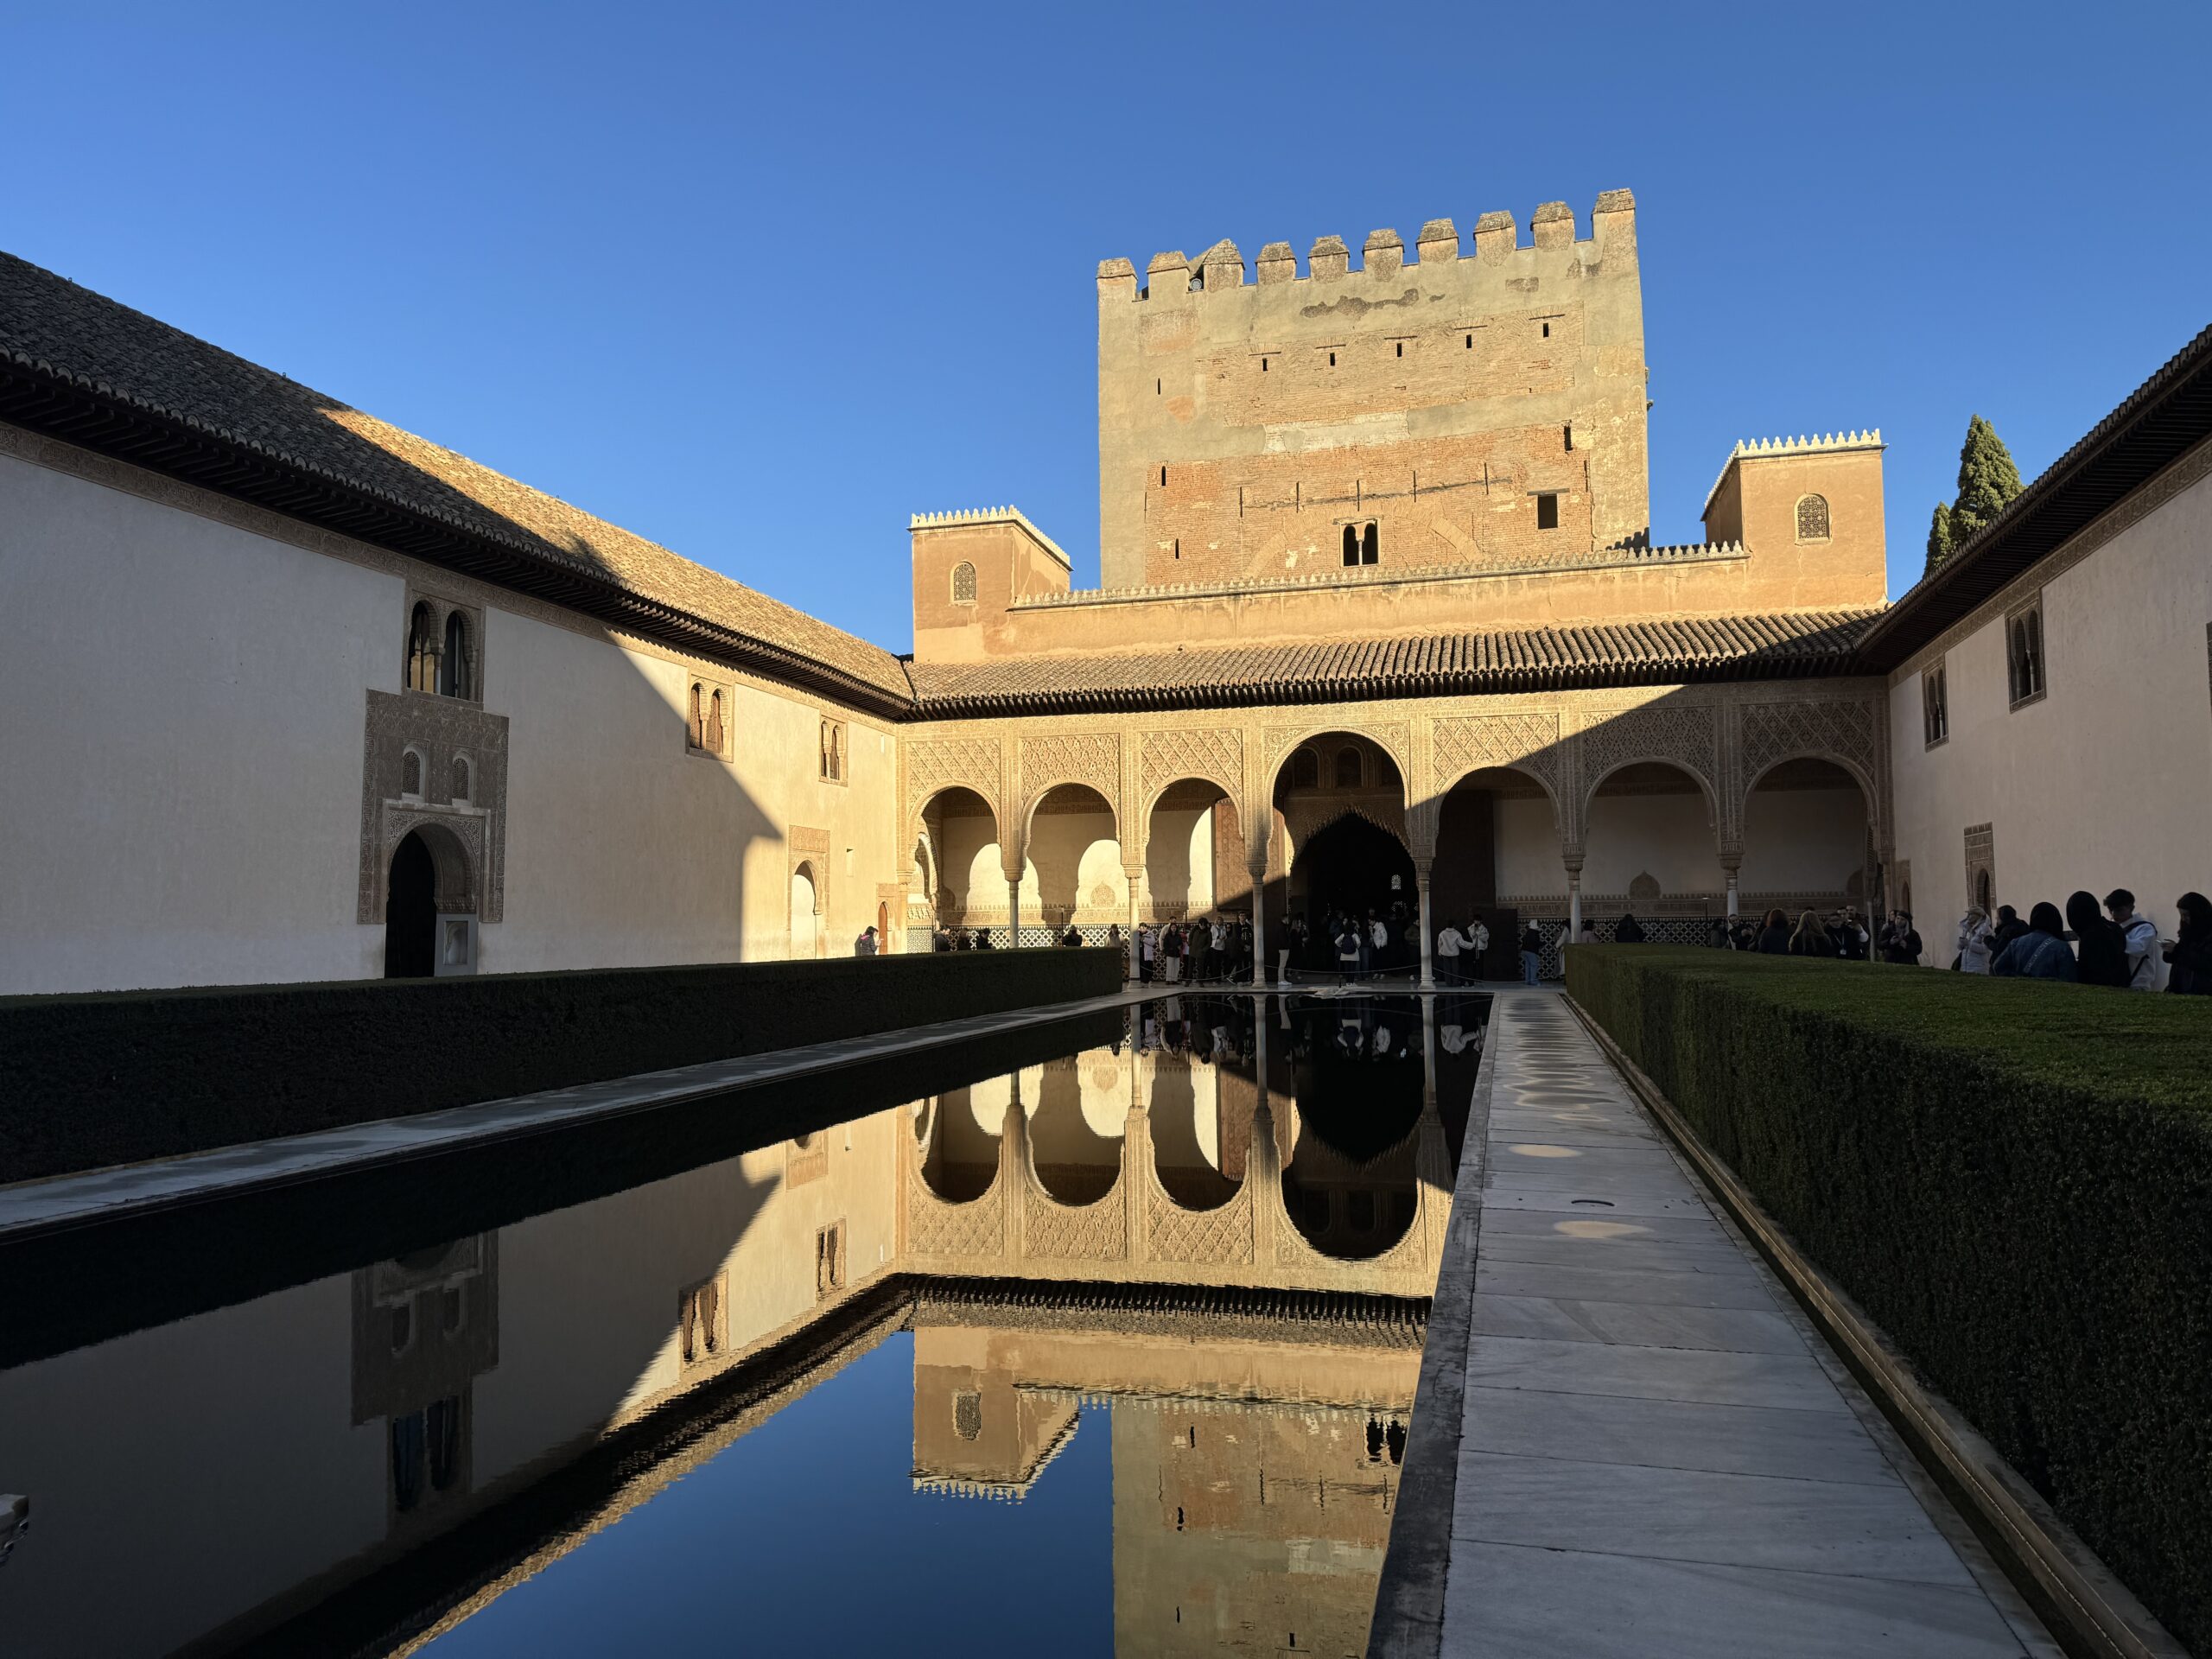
[1266,732,1413,975]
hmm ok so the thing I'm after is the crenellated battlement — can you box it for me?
[1096,190,1636,299]
[909,505,1072,571]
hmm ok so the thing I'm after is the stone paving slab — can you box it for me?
[1443,1541,2033,1659]
[1457,1385,1900,1485]
[1475,1257,1780,1306]
[0,987,1154,1243]
[1435,990,2049,1656]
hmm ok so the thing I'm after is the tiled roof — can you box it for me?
[0,251,913,709]
[908,611,1881,717]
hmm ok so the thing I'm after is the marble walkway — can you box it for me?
[1435,990,2057,1657]
[0,986,1153,1243]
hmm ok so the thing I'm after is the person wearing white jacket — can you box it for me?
[2106,889,2160,990]
[1956,907,1995,974]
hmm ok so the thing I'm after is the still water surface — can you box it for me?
[0,994,1486,1656]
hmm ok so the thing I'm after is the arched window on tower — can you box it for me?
[401,747,423,798]
[451,753,472,804]
[688,683,706,751]
[1361,522,1378,564]
[1334,747,1363,789]
[1291,747,1320,790]
[406,602,437,692]
[705,689,724,755]
[1342,524,1359,568]
[440,610,473,698]
[1796,494,1831,542]
[950,562,977,604]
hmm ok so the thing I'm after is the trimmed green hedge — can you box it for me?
[1567,946,2212,1650]
[1,950,1122,1184]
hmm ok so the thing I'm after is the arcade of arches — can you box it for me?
[896,685,1886,976]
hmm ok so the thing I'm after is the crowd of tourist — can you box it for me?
[1680,887,2210,994]
[1961,888,2211,991]
[901,880,2211,997]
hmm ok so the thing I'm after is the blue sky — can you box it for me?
[7,2,2206,651]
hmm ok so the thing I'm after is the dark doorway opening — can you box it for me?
[1291,814,1414,937]
[385,831,437,979]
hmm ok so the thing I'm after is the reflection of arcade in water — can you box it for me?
[909,996,1477,1302]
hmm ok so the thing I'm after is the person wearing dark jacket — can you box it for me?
[2164,893,2212,995]
[1992,905,2028,950]
[1614,911,1645,944]
[1755,908,1791,955]
[2066,891,2131,988]
[1993,902,2077,980]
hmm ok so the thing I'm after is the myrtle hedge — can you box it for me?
[1,950,1122,1184]
[1566,945,2212,1650]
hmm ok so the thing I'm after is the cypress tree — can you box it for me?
[1924,414,2024,575]
[1925,501,1954,570]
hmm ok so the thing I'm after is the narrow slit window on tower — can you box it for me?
[1155,378,1161,395]
[1541,321,1551,339]
[1536,493,1560,531]
[1465,333,1473,348]
[1328,351,1336,366]
[1564,423,1573,452]
[1160,465,1167,486]
[1394,340,1402,358]
[1261,356,1268,372]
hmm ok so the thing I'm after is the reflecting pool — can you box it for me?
[0,994,1487,1656]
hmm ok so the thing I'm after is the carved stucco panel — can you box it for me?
[1576,702,1719,823]
[1738,697,1880,799]
[358,689,510,923]
[906,736,1002,823]
[1139,728,1243,813]
[1018,731,1122,822]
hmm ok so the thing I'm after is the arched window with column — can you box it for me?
[439,610,473,698]
[1334,747,1363,789]
[687,683,706,751]
[406,602,438,692]
[705,689,724,755]
[1342,525,1359,567]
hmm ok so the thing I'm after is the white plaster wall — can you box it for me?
[1738,786,1870,894]
[1581,789,1725,897]
[0,448,905,990]
[1494,795,1567,896]
[0,452,393,992]
[1144,806,1216,912]
[1888,467,2212,972]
